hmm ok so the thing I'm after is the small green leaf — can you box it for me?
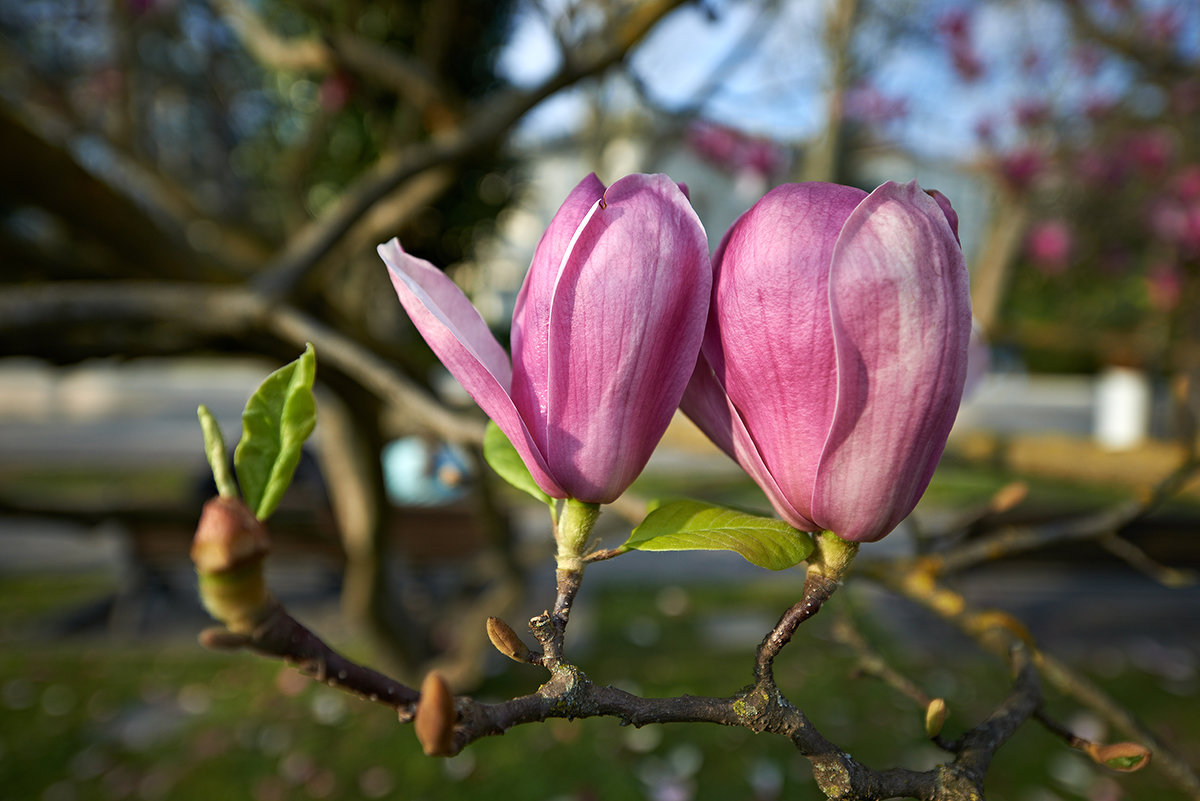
[482,420,551,505]
[197,405,238,499]
[234,344,317,521]
[621,500,814,571]
[1105,755,1146,771]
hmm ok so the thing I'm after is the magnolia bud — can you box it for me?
[198,626,251,651]
[681,180,970,543]
[989,482,1028,514]
[414,672,456,757]
[191,496,271,633]
[191,496,269,574]
[379,172,710,504]
[924,698,948,738]
[1084,741,1151,773]
[486,617,532,663]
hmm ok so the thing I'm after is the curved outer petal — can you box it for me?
[712,182,867,526]
[378,239,566,498]
[926,189,961,245]
[681,222,816,531]
[682,349,817,531]
[510,173,606,455]
[540,173,711,502]
[811,181,971,542]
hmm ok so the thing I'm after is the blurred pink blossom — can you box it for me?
[1143,8,1182,44]
[319,73,354,112]
[1026,220,1073,273]
[937,10,985,82]
[1125,129,1174,174]
[999,146,1045,192]
[1082,94,1116,120]
[1173,165,1200,202]
[1149,194,1200,255]
[1075,148,1125,187]
[950,43,985,82]
[937,9,970,39]
[686,121,784,178]
[1014,98,1050,128]
[687,122,739,164]
[973,116,997,145]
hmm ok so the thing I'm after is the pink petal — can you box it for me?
[925,189,961,244]
[510,173,606,458]
[811,182,971,542]
[541,174,711,502]
[713,183,866,525]
[378,239,565,498]
[682,349,817,531]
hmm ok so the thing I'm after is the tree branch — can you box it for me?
[252,0,693,299]
[200,601,420,711]
[212,0,334,73]
[865,563,1200,798]
[0,281,483,445]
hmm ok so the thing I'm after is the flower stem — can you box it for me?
[531,499,600,667]
[555,499,600,573]
[755,531,858,683]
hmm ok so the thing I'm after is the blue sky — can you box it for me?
[496,0,1188,161]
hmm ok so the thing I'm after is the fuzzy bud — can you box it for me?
[989,482,1028,514]
[414,672,456,757]
[1084,741,1151,773]
[486,617,533,663]
[191,496,271,633]
[191,496,269,574]
[924,697,948,737]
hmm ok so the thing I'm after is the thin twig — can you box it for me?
[830,612,933,709]
[929,455,1200,575]
[201,601,420,713]
[754,572,839,683]
[1099,533,1197,588]
[865,563,1200,798]
[940,645,1040,793]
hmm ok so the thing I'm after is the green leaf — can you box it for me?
[234,344,317,521]
[482,420,551,505]
[197,405,238,499]
[621,499,814,571]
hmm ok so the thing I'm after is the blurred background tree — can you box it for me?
[0,0,694,680]
[1,1,1199,797]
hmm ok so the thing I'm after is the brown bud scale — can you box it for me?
[487,616,532,663]
[414,672,456,757]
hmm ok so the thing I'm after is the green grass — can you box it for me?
[0,573,1195,801]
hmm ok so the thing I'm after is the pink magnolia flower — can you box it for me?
[379,173,710,504]
[682,181,972,543]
